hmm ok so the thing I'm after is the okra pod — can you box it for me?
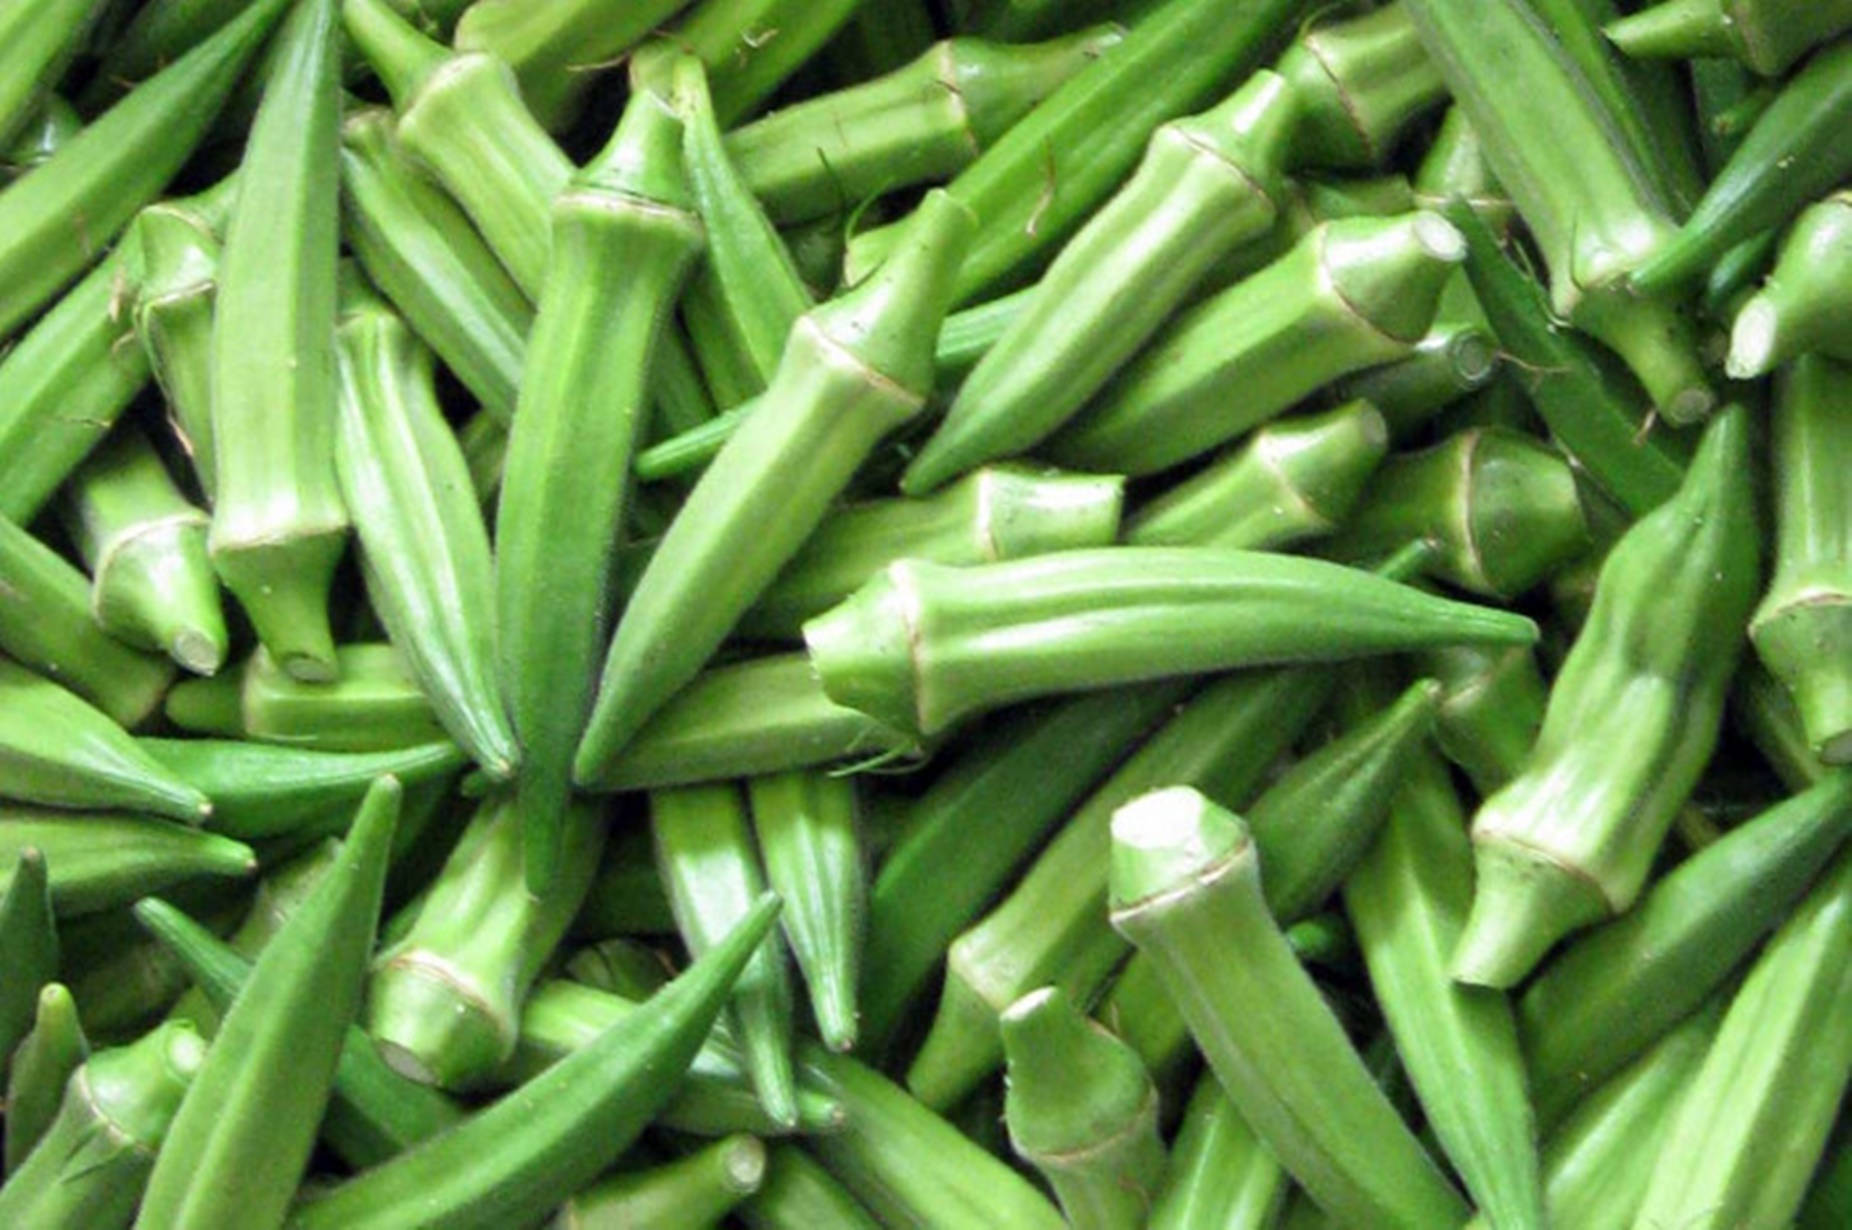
[558,1135,766,1229]
[903,69,1298,492]
[1109,786,1469,1229]
[1728,189,1852,377]
[1608,0,1852,77]
[738,1144,880,1230]
[1,95,80,184]
[0,0,104,149]
[1454,407,1760,988]
[1275,3,1448,169]
[633,0,866,126]
[166,643,447,752]
[1412,105,1514,233]
[804,547,1535,740]
[1045,211,1465,477]
[58,884,245,1043]
[0,849,57,1065]
[573,191,971,777]
[0,808,251,920]
[1333,323,1501,440]
[1418,642,1549,795]
[451,0,685,130]
[4,982,89,1174]
[1148,1074,1288,1230]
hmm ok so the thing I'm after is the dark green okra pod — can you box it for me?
[1607,0,1852,78]
[165,643,447,752]
[1456,408,1759,988]
[902,69,1298,493]
[451,0,685,130]
[1045,211,1465,477]
[738,1144,880,1230]
[1108,787,1469,1229]
[0,814,245,921]
[1149,1074,1288,1230]
[4,982,89,1174]
[558,1135,766,1229]
[1275,3,1448,169]
[0,849,57,1065]
[573,192,972,779]
[1728,189,1852,378]
[804,547,1534,740]
[572,840,677,938]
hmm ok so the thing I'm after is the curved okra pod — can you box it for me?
[1750,357,1852,761]
[1327,427,1592,599]
[738,1144,881,1230]
[166,643,447,752]
[804,547,1535,740]
[339,108,533,424]
[1124,401,1389,550]
[727,28,1123,225]
[0,0,101,148]
[0,1020,205,1229]
[559,1135,766,1229]
[1045,211,1465,477]
[742,466,1122,638]
[746,772,864,1052]
[1632,845,1852,1230]
[0,0,285,343]
[341,0,573,297]
[0,659,209,823]
[1149,1073,1289,1230]
[572,192,972,778]
[494,88,701,890]
[285,896,781,1230]
[59,426,226,675]
[4,983,89,1174]
[334,275,517,779]
[367,793,604,1088]
[630,0,865,127]
[901,70,1299,493]
[1274,3,1447,169]
[1728,190,1852,377]
[451,0,685,130]
[0,849,57,1064]
[0,808,252,919]
[1417,642,1549,794]
[1453,408,1760,988]
[653,784,798,1129]
[1108,787,1470,1229]
[1520,770,1852,1127]
[1607,0,1852,78]
[1333,323,1501,439]
[132,776,399,1230]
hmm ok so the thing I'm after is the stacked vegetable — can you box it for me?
[2,0,1851,1226]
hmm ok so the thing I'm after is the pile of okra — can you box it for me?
[9,0,1852,1225]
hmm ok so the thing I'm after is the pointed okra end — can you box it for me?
[1322,211,1468,344]
[1451,834,1610,989]
[802,564,925,739]
[342,0,449,110]
[1001,986,1157,1158]
[978,467,1125,560]
[1603,0,1737,63]
[1108,786,1256,916]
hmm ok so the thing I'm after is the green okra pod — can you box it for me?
[1418,642,1549,795]
[0,94,80,184]
[1108,786,1469,1229]
[746,771,864,1052]
[165,643,447,752]
[804,547,1535,740]
[738,1144,880,1230]
[1454,408,1760,988]
[1275,3,1447,169]
[1412,105,1514,233]
[0,808,251,920]
[1632,845,1852,1230]
[1333,323,1501,440]
[741,466,1122,639]
[1149,1074,1288,1230]
[558,1135,766,1229]
[823,0,936,78]
[1521,770,1852,1127]
[334,274,517,779]
[367,793,604,1089]
[632,0,866,126]
[728,27,1123,225]
[0,0,101,149]
[0,0,284,343]
[4,983,89,1174]
[1124,401,1389,551]
[342,0,573,297]
[57,884,245,1043]
[1607,0,1852,77]
[339,108,533,425]
[573,191,972,778]
[286,896,781,1230]
[451,0,685,131]
[653,783,798,1129]
[0,1019,206,1230]
[1750,356,1852,762]
[0,848,57,1066]
[1000,987,1166,1230]
[0,659,209,823]
[1728,189,1852,378]
[1045,211,1465,477]
[902,69,1298,493]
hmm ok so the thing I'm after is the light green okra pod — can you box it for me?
[334,273,517,780]
[737,1144,880,1230]
[1607,0,1852,77]
[165,643,447,752]
[1108,786,1469,1229]
[1274,3,1448,169]
[1149,1073,1289,1230]
[1332,324,1500,440]
[0,808,252,920]
[4,982,89,1174]
[1729,190,1852,377]
[557,1135,766,1230]
[1046,211,1465,477]
[0,0,104,149]
[0,849,57,1067]
[452,0,686,131]
[1454,407,1760,989]
[573,191,972,781]
[1417,642,1549,795]
[902,69,1299,493]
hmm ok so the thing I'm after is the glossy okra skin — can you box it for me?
[1521,770,1852,1127]
[1729,190,1852,377]
[902,70,1298,493]
[166,643,447,752]
[367,793,604,1089]
[729,28,1123,224]
[1045,211,1464,477]
[632,0,865,127]
[0,514,174,729]
[207,0,348,686]
[334,277,517,779]
[4,983,89,1174]
[342,0,573,297]
[573,192,972,779]
[452,0,684,130]
[287,897,781,1230]
[738,1144,880,1230]
[561,1136,766,1229]
[0,0,102,148]
[1149,1073,1288,1230]
[339,108,533,424]
[742,466,1122,639]
[1418,642,1549,794]
[0,808,252,919]
[1275,3,1447,169]
[0,659,209,823]
[0,849,57,1064]
[653,784,798,1129]
[1000,987,1165,1230]
[1124,401,1388,551]
[1108,787,1469,1229]
[0,1020,206,1230]
[1456,408,1759,989]
[1608,0,1852,77]
[805,547,1535,739]
[494,88,701,890]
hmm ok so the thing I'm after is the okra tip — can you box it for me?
[1451,836,1611,989]
[1108,786,1253,911]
